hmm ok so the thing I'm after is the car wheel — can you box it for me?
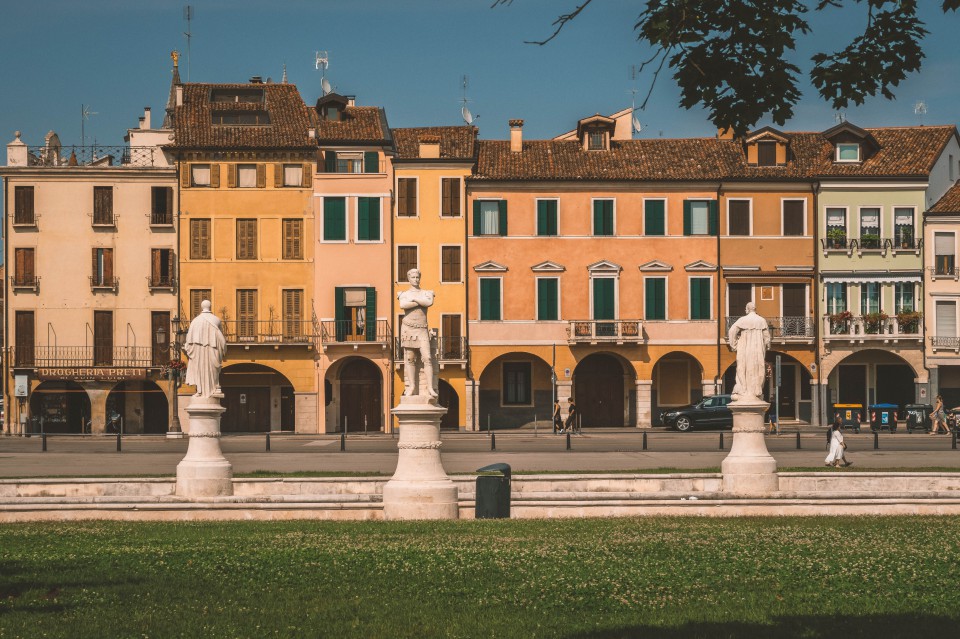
[675,416,693,432]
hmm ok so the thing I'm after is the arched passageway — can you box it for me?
[477,353,552,430]
[106,381,169,434]
[221,363,296,432]
[438,379,460,430]
[29,381,90,434]
[723,351,813,422]
[651,352,705,426]
[337,357,382,432]
[826,350,918,417]
[572,352,635,427]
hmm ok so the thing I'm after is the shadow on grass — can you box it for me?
[565,613,957,639]
[0,559,141,616]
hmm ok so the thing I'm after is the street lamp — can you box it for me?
[161,316,188,438]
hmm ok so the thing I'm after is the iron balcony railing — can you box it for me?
[567,320,643,343]
[90,276,119,291]
[824,316,923,340]
[725,316,814,339]
[12,345,155,368]
[394,336,468,362]
[320,320,391,345]
[147,275,177,290]
[220,320,319,345]
[26,145,165,168]
[932,336,960,351]
[11,275,40,289]
[150,211,174,225]
[12,211,38,226]
[929,264,959,279]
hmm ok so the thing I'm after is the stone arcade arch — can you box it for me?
[651,352,707,426]
[437,379,460,430]
[722,351,814,422]
[28,381,91,434]
[572,352,636,427]
[105,380,169,434]
[824,350,921,417]
[335,357,383,433]
[220,363,296,433]
[477,352,552,430]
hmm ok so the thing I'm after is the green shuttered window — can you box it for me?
[364,151,379,174]
[593,199,614,236]
[645,278,666,320]
[473,200,507,236]
[323,197,346,241]
[683,200,718,236]
[537,200,558,236]
[592,278,615,320]
[690,277,712,320]
[537,278,559,321]
[644,200,665,236]
[479,278,501,320]
[357,197,381,241]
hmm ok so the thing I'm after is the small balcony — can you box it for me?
[147,275,177,291]
[221,320,318,348]
[932,336,960,353]
[823,315,923,344]
[12,345,155,370]
[12,212,39,228]
[26,145,166,168]
[90,276,119,292]
[567,320,643,345]
[725,316,814,341]
[150,211,174,226]
[11,275,40,292]
[91,212,118,228]
[394,335,468,368]
[320,320,391,349]
[930,264,959,280]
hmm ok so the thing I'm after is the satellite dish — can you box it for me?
[632,116,642,134]
[462,105,474,125]
[321,77,332,96]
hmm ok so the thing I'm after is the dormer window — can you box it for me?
[757,141,776,166]
[211,110,270,125]
[210,88,264,104]
[837,143,860,162]
[588,131,604,151]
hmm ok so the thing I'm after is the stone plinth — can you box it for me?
[176,396,233,498]
[382,397,458,520]
[721,399,779,495]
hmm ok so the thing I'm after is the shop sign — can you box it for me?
[37,368,147,381]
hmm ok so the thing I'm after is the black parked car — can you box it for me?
[661,394,734,432]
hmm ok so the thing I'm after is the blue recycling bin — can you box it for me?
[869,403,899,433]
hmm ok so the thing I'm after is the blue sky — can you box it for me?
[1,0,957,151]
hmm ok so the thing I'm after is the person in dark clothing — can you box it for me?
[565,401,578,434]
[553,400,563,434]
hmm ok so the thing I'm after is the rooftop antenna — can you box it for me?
[315,51,331,95]
[81,104,97,147]
[914,100,927,124]
[281,63,288,84]
[460,74,477,125]
[183,6,193,82]
[627,65,646,138]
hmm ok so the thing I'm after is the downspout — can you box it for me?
[389,164,395,434]
[3,175,9,435]
[812,180,823,426]
[465,175,474,431]
[715,182,723,394]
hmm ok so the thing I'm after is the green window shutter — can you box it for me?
[473,201,482,236]
[593,200,613,235]
[357,197,370,241]
[690,278,711,320]
[365,287,377,341]
[645,200,665,236]
[364,151,379,173]
[604,200,613,235]
[547,201,558,235]
[683,201,692,236]
[708,200,719,236]
[646,279,665,320]
[593,201,603,235]
[690,280,700,319]
[325,151,337,173]
[480,279,501,320]
[323,198,346,241]
[537,279,558,321]
[701,280,711,318]
[334,287,346,341]
[497,200,508,236]
[537,200,558,236]
[593,278,615,320]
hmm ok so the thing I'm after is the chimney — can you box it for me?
[249,76,263,84]
[143,107,151,130]
[419,134,440,159]
[717,127,734,140]
[7,131,28,167]
[509,119,524,153]
[175,85,183,106]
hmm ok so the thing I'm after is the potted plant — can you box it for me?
[897,227,914,249]
[896,310,922,334]
[162,358,187,380]
[862,310,889,334]
[826,227,847,249]
[828,310,853,334]
[860,233,881,250]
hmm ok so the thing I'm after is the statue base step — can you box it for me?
[722,399,779,495]
[176,397,233,499]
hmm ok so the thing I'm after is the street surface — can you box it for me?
[1,429,958,477]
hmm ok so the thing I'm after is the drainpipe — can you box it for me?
[812,181,823,426]
[389,170,395,434]
[715,182,723,394]
[2,175,9,435]
[465,177,475,431]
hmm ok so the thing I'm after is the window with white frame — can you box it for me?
[894,283,914,314]
[237,164,257,188]
[859,208,881,249]
[860,282,880,315]
[283,164,303,187]
[894,208,915,248]
[826,208,846,247]
[934,232,956,275]
[826,283,847,314]
[836,143,860,162]
[477,201,501,235]
[936,301,957,338]
[191,164,211,187]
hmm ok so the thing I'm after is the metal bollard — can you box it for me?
[116,432,122,452]
[42,433,47,452]
[491,432,496,451]
[340,432,346,451]
[566,432,571,450]
[796,432,801,449]
[874,431,879,450]
[642,431,648,450]
[266,432,271,452]
[719,432,724,450]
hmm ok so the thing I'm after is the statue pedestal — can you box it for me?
[382,397,458,520]
[176,396,233,498]
[721,399,779,495]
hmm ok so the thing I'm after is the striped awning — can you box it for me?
[821,271,922,284]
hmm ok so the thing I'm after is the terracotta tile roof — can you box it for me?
[928,181,960,214]
[312,106,391,144]
[472,125,957,182]
[393,126,478,160]
[172,83,313,149]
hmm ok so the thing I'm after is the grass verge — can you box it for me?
[1,517,959,638]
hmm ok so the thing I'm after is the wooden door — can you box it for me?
[152,312,170,366]
[94,311,113,366]
[15,311,35,367]
[280,386,295,431]
[777,363,796,419]
[441,314,462,359]
[223,387,270,432]
[575,354,624,427]
[728,284,752,318]
[338,359,382,432]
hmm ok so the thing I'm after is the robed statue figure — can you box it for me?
[727,302,771,403]
[184,300,227,398]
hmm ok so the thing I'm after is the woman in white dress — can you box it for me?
[825,423,852,468]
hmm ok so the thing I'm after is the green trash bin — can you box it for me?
[475,463,511,519]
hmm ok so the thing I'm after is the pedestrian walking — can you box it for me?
[564,400,578,434]
[825,423,852,467]
[828,413,842,450]
[930,395,948,435]
[766,407,778,435]
[553,400,563,435]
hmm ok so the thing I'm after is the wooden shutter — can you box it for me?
[728,284,752,317]
[274,163,283,187]
[472,201,482,235]
[237,219,256,259]
[334,287,346,341]
[283,289,303,337]
[691,279,710,319]
[683,201,692,235]
[301,163,312,187]
[15,186,34,224]
[442,246,461,282]
[164,187,173,220]
[151,249,161,283]
[397,179,407,216]
[592,278,614,320]
[497,200,508,236]
[708,200,719,236]
[167,249,176,282]
[325,151,337,173]
[398,246,417,280]
[210,163,220,188]
[91,248,98,283]
[645,278,665,320]
[364,287,377,341]
[94,310,113,365]
[364,151,379,173]
[103,249,114,283]
[180,163,191,188]
[15,248,34,281]
[728,200,750,235]
[191,219,211,259]
[782,284,806,318]
[256,163,266,188]
[593,201,604,235]
[441,178,452,216]
[783,200,804,236]
[283,219,302,259]
[358,197,370,241]
[16,311,35,367]
[537,200,557,236]
[152,311,170,366]
[237,289,257,338]
[93,187,113,224]
[480,279,501,320]
[227,164,237,188]
[644,200,665,236]
[190,289,211,320]
[758,141,777,166]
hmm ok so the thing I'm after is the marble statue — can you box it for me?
[727,302,771,403]
[397,269,438,398]
[184,300,227,398]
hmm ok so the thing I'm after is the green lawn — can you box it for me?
[1,517,958,638]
